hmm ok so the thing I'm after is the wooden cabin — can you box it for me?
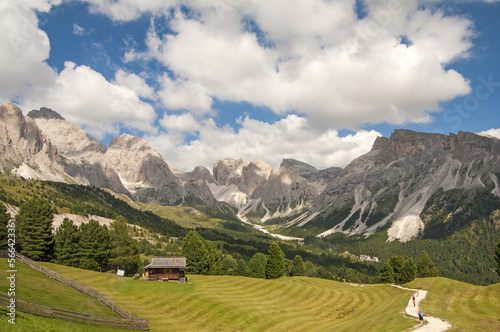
[143,257,187,282]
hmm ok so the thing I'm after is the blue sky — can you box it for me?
[1,0,499,171]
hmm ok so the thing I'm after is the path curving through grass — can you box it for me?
[392,285,451,331]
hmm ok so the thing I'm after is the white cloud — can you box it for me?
[72,23,85,36]
[145,114,381,171]
[0,1,58,103]
[478,128,500,139]
[159,112,200,134]
[120,0,474,130]
[114,69,156,100]
[22,62,158,139]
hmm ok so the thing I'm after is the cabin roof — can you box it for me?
[144,257,187,269]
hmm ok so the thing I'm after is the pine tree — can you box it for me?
[204,240,221,275]
[181,230,208,274]
[54,218,80,267]
[266,242,286,279]
[304,261,316,277]
[109,217,140,276]
[79,220,110,271]
[380,262,395,283]
[291,255,305,276]
[248,252,267,278]
[16,198,55,261]
[417,251,439,277]
[236,260,249,276]
[389,256,406,283]
[0,203,10,250]
[401,258,417,283]
[495,240,500,276]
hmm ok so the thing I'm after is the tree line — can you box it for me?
[0,197,140,276]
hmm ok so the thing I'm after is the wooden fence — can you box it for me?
[0,292,148,330]
[8,252,149,330]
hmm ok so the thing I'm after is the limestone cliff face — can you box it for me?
[0,103,218,206]
[308,130,500,242]
[210,157,322,223]
[0,103,61,180]
[106,134,185,205]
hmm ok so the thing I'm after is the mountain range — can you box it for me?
[1,102,499,243]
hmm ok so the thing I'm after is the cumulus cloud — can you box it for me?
[22,62,158,139]
[119,0,474,130]
[0,0,58,102]
[478,128,500,139]
[145,114,381,171]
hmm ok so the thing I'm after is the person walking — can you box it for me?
[412,295,416,307]
[418,310,424,324]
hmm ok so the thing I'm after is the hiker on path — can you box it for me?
[412,295,416,307]
[418,310,424,324]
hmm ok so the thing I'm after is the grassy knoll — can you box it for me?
[406,278,500,332]
[0,259,121,332]
[40,262,416,331]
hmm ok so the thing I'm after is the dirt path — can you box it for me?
[392,285,451,332]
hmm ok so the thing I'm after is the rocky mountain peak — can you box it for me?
[213,158,250,186]
[281,158,318,177]
[27,107,65,120]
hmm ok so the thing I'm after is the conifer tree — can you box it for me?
[79,220,110,271]
[181,230,209,274]
[248,252,267,278]
[266,242,285,279]
[16,197,55,261]
[417,251,439,277]
[0,203,10,250]
[496,240,500,276]
[204,240,221,275]
[389,256,406,283]
[291,255,305,276]
[236,259,249,277]
[401,258,417,283]
[109,217,140,276]
[54,218,80,267]
[379,262,395,283]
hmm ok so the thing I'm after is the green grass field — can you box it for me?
[0,258,121,332]
[2,260,417,332]
[2,258,498,331]
[407,278,500,332]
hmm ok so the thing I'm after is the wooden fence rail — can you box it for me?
[0,292,148,330]
[11,252,148,330]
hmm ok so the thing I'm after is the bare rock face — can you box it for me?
[1,104,218,207]
[307,130,500,242]
[0,103,60,180]
[213,158,249,186]
[210,158,321,223]
[106,134,185,205]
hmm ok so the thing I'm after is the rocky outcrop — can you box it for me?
[307,130,500,242]
[0,103,218,207]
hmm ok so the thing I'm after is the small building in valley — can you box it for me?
[143,257,187,282]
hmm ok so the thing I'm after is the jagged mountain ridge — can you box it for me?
[1,102,499,243]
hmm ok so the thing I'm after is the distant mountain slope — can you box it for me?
[302,130,500,241]
[1,102,499,244]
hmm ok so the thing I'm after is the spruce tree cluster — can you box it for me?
[16,198,55,261]
[379,255,417,284]
[181,230,221,275]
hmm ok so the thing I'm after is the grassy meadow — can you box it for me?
[2,258,499,331]
[1,259,418,332]
[406,278,500,332]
